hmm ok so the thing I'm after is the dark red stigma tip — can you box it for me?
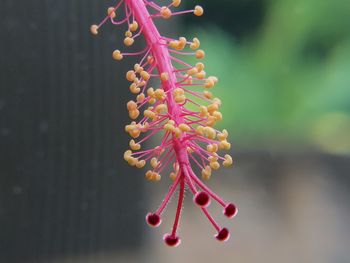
[194,191,210,207]
[146,213,162,227]
[215,228,230,242]
[163,234,181,247]
[224,203,237,218]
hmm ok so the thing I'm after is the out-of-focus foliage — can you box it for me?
[183,0,350,154]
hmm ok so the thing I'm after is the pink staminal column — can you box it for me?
[92,0,238,247]
[128,0,189,245]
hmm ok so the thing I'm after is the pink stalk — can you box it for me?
[91,0,237,247]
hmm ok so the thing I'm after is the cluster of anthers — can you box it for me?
[91,0,237,247]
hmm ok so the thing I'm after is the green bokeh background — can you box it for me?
[183,0,350,154]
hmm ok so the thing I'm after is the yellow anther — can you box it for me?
[147,87,155,97]
[127,157,138,166]
[179,123,191,132]
[147,55,154,64]
[172,0,181,7]
[187,67,198,76]
[130,128,141,138]
[155,173,162,182]
[129,21,139,32]
[168,120,175,125]
[164,123,175,132]
[201,165,212,180]
[160,6,172,19]
[169,172,177,181]
[195,62,205,71]
[129,139,141,150]
[136,93,145,103]
[196,125,204,135]
[207,144,214,152]
[126,70,136,82]
[207,103,219,114]
[160,72,169,81]
[139,80,146,87]
[203,91,213,99]
[146,171,155,180]
[174,127,182,138]
[151,157,159,169]
[210,161,220,170]
[146,170,161,182]
[125,30,132,38]
[203,126,216,139]
[194,5,204,16]
[129,83,140,94]
[154,89,165,100]
[208,154,218,163]
[199,105,208,117]
[195,49,205,59]
[153,173,161,181]
[169,40,179,49]
[219,140,231,150]
[124,150,132,161]
[173,88,186,103]
[176,37,187,50]
[134,64,143,73]
[174,94,186,104]
[129,109,140,120]
[125,122,135,132]
[173,88,184,96]
[90,24,99,35]
[136,160,146,168]
[148,98,156,104]
[213,111,222,121]
[207,144,218,153]
[145,170,153,180]
[179,37,187,45]
[107,7,116,18]
[193,5,204,16]
[131,82,141,92]
[112,50,123,60]
[196,70,206,79]
[144,109,157,120]
[127,100,137,111]
[140,71,150,81]
[124,37,134,46]
[155,104,167,114]
[206,116,217,127]
[217,129,228,141]
[190,37,200,50]
[223,154,233,167]
[204,78,215,89]
[205,77,218,89]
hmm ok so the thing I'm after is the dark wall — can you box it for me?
[0,0,143,262]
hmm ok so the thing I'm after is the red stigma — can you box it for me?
[163,234,181,247]
[194,191,210,207]
[146,213,162,227]
[224,203,237,218]
[216,228,230,242]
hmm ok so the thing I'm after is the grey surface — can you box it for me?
[0,0,144,262]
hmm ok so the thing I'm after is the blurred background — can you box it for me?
[0,0,349,262]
